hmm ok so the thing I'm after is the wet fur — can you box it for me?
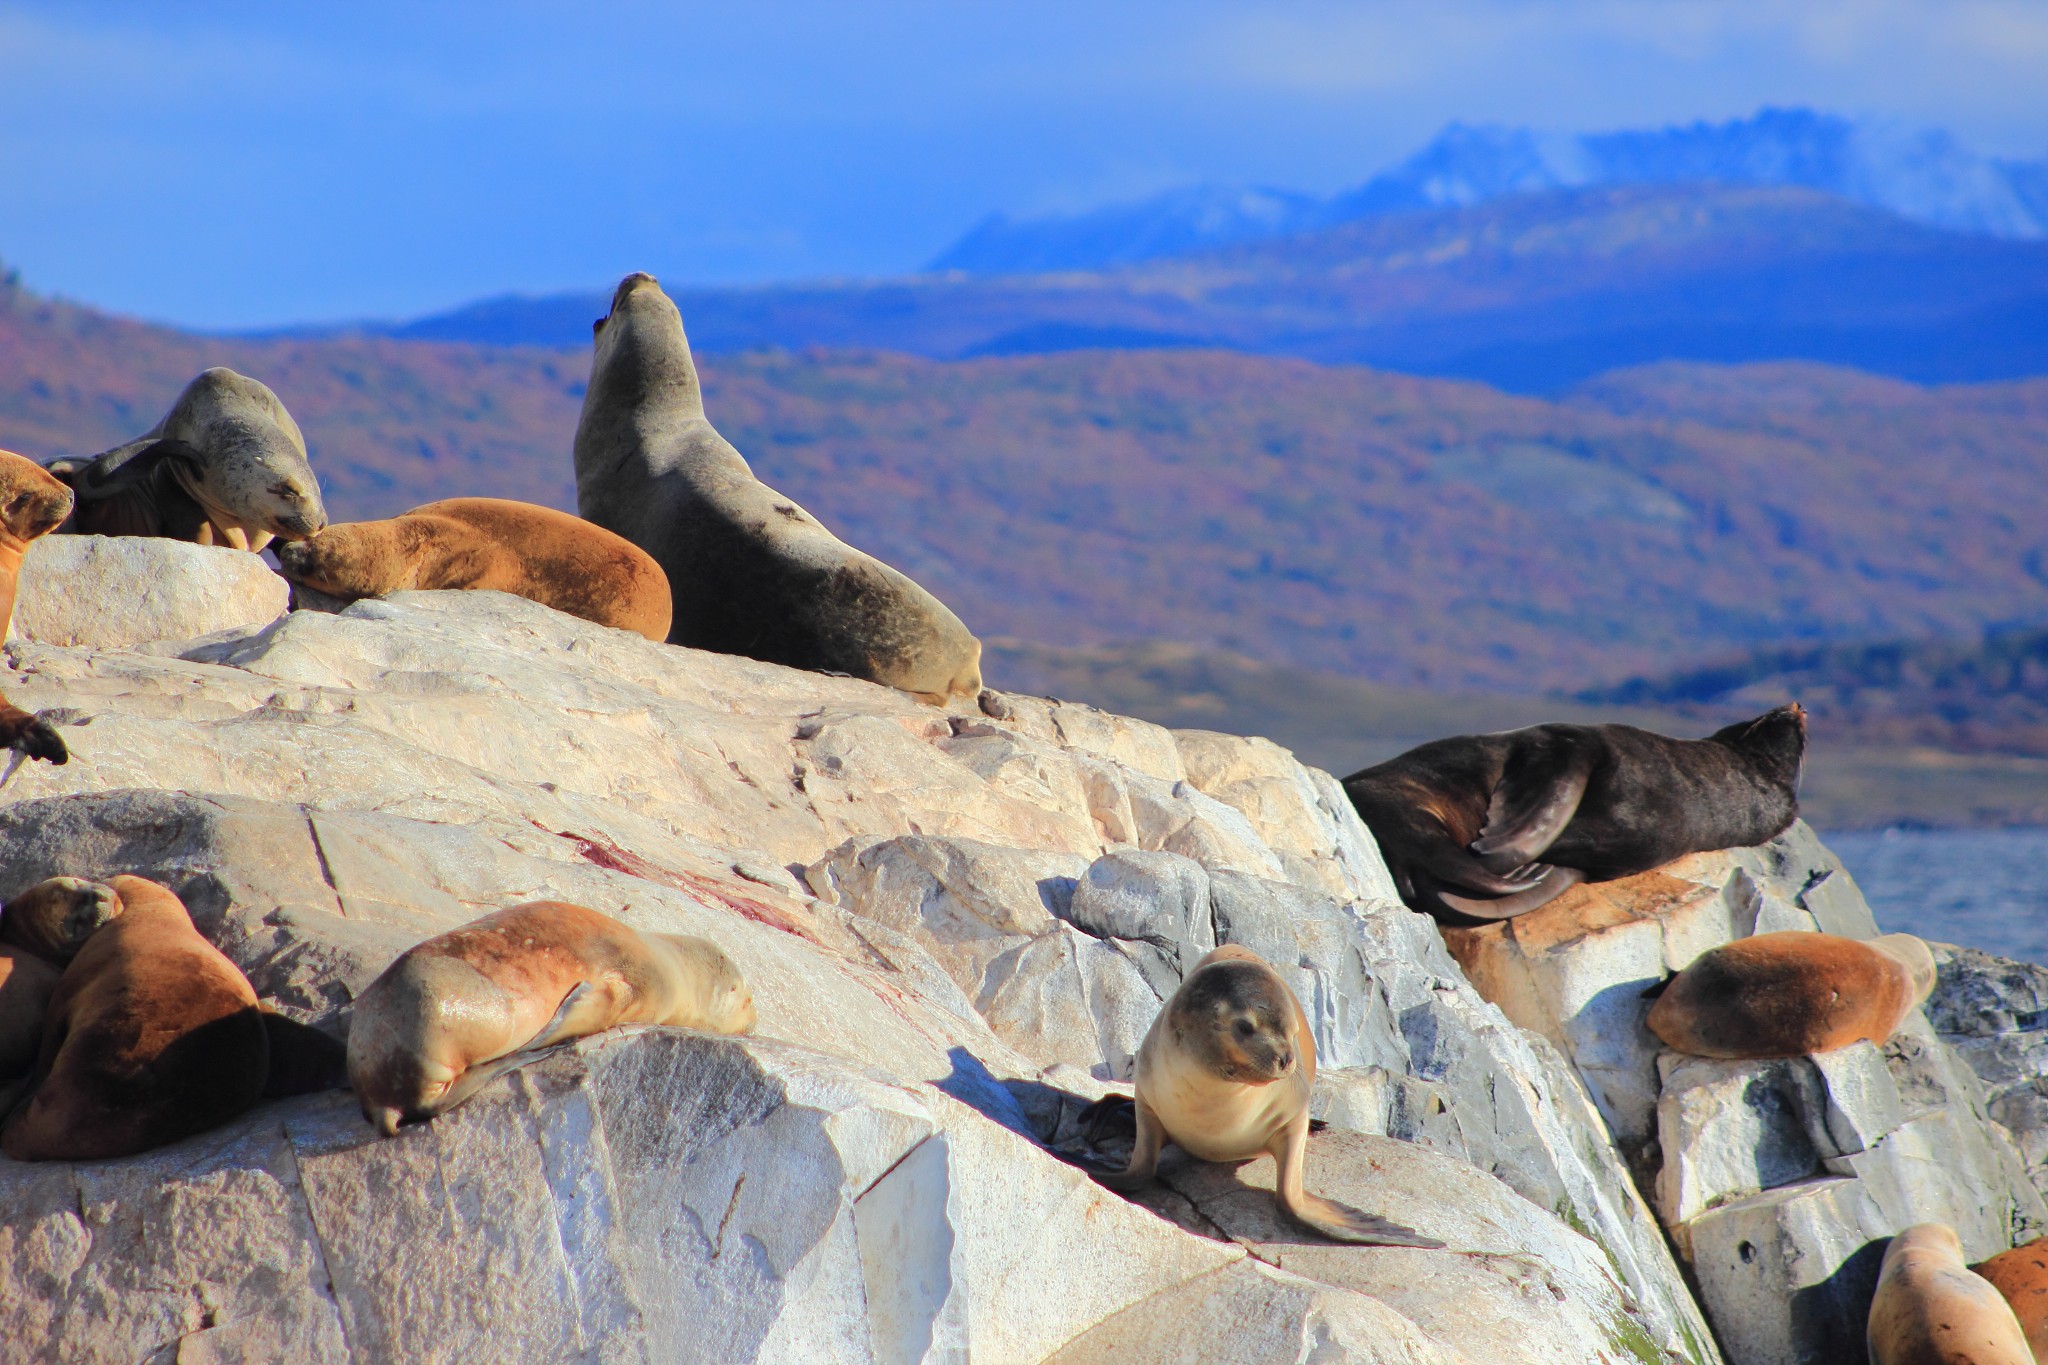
[1343,705,1807,923]
[573,273,982,702]
[277,497,673,641]
[347,900,756,1135]
[1100,944,1441,1248]
[49,368,325,551]
[1,877,269,1162]
[1648,931,1934,1059]
[1869,1224,2031,1365]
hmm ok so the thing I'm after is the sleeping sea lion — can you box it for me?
[276,497,673,641]
[347,900,756,1136]
[1868,1224,2031,1365]
[1972,1236,2048,1361]
[0,878,127,1111]
[1646,931,1935,1059]
[1097,944,1442,1247]
[573,272,983,703]
[48,367,325,551]
[0,450,78,768]
[1343,705,1806,923]
[1,876,270,1161]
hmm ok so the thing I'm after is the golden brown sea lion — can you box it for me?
[0,449,77,768]
[1647,931,1934,1059]
[1868,1224,2031,1365]
[1973,1237,2048,1362]
[0,875,125,965]
[573,272,983,703]
[1343,705,1806,923]
[347,900,757,1136]
[1098,944,1442,1247]
[276,497,673,641]
[1,876,270,1161]
[47,367,325,551]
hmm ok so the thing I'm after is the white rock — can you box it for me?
[11,534,288,649]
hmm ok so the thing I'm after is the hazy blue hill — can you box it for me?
[320,183,2048,392]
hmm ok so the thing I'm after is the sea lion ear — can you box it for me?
[74,438,197,496]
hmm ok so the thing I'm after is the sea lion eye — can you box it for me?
[1233,1018,1256,1038]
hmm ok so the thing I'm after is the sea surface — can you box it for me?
[1829,827,2048,966]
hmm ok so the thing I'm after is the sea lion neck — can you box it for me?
[590,287,705,424]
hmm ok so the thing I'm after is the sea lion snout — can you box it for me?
[0,460,74,542]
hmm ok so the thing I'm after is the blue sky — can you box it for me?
[3,0,2046,329]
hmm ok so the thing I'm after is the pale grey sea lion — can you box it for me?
[573,273,983,704]
[50,367,326,551]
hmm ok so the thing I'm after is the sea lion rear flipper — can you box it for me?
[1469,734,1598,870]
[1437,865,1587,921]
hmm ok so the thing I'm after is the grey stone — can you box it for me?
[1062,848,1214,994]
[11,535,289,651]
[1795,868,1883,941]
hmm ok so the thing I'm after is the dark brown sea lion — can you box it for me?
[1,876,270,1161]
[572,272,983,703]
[47,367,325,551]
[276,497,673,641]
[1343,705,1806,923]
[347,900,756,1136]
[1096,944,1441,1247]
[0,449,78,768]
[1868,1223,2031,1365]
[1647,931,1934,1059]
[0,875,125,965]
[1973,1236,2048,1361]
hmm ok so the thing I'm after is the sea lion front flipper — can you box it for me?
[1437,865,1587,922]
[427,980,613,1116]
[1094,1096,1164,1192]
[1468,733,1598,872]
[1270,1115,1445,1248]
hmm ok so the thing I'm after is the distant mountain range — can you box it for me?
[932,108,2048,273]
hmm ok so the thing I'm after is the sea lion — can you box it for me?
[573,272,983,704]
[0,875,125,964]
[1096,944,1442,1247]
[276,497,673,641]
[1868,1223,2031,1365]
[1343,705,1806,923]
[347,900,757,1136]
[47,367,326,551]
[1973,1237,2048,1361]
[1,876,270,1161]
[1647,931,1934,1059]
[0,450,76,768]
[0,945,58,1087]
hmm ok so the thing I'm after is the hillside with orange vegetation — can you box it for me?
[4,272,2046,703]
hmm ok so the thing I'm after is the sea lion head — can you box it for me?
[163,368,328,541]
[0,875,124,964]
[274,517,419,599]
[0,452,74,546]
[585,272,703,423]
[1870,933,1938,1005]
[1169,952,1299,1084]
[656,933,758,1035]
[1710,702,1807,790]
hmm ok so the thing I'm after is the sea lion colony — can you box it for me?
[0,272,2004,1343]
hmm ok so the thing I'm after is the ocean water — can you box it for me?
[1828,827,2048,966]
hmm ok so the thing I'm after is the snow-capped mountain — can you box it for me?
[932,108,2048,274]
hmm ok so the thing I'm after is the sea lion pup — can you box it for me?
[1972,1237,2048,1361]
[573,272,983,704]
[0,450,76,768]
[1647,931,1935,1059]
[276,497,673,641]
[348,900,757,1136]
[1,876,270,1162]
[47,367,326,551]
[1868,1224,2031,1365]
[1343,704,1806,923]
[1097,945,1442,1247]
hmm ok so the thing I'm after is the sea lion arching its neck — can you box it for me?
[573,272,983,704]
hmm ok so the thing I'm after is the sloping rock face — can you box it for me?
[1444,839,2048,1365]
[1926,943,2048,1203]
[0,582,1722,1364]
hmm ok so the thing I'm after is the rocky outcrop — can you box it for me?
[0,580,1721,1364]
[10,535,288,649]
[1926,944,2048,1203]
[1444,838,2046,1365]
